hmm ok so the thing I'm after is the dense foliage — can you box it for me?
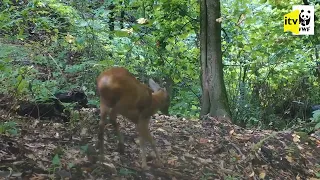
[1,0,320,132]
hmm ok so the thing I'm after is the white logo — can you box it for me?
[293,5,314,35]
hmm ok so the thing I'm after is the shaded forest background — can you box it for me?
[1,0,320,131]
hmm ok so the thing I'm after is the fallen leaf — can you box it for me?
[53,123,62,128]
[80,128,87,136]
[235,135,251,141]
[198,157,213,164]
[103,162,117,174]
[180,156,186,161]
[246,130,254,134]
[184,153,195,159]
[192,160,201,166]
[199,138,208,144]
[296,174,301,180]
[167,156,178,166]
[229,129,235,135]
[297,144,304,150]
[285,155,293,163]
[293,136,300,142]
[55,132,60,138]
[188,136,194,142]
[249,171,255,177]
[292,134,300,142]
[163,139,171,145]
[32,120,40,127]
[157,128,167,132]
[165,145,172,151]
[259,171,266,179]
[235,154,241,160]
[267,145,275,150]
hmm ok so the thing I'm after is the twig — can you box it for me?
[249,162,258,180]
[251,132,278,152]
[229,142,245,159]
[47,53,67,81]
[6,167,13,179]
[5,101,18,119]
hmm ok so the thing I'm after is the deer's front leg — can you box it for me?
[136,118,162,170]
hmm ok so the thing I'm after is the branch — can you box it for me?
[48,53,67,82]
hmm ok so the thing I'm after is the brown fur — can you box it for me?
[96,67,170,169]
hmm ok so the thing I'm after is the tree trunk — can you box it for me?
[200,0,209,115]
[108,3,115,39]
[200,0,231,118]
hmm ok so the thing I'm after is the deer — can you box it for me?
[96,67,170,169]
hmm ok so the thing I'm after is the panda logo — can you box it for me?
[299,9,311,26]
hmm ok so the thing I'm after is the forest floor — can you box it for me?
[1,108,320,180]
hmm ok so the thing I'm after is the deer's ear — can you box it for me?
[148,78,161,92]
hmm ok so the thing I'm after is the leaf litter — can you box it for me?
[0,109,320,180]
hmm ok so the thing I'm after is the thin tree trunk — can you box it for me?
[200,0,210,116]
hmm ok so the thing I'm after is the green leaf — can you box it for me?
[312,110,320,119]
[68,162,74,169]
[173,78,180,83]
[52,154,61,166]
[17,79,27,92]
[7,128,18,135]
[132,24,140,31]
[315,122,320,130]
[78,20,88,27]
[80,144,88,153]
[114,30,129,37]
[76,36,85,45]
[0,125,5,134]
[5,121,16,127]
